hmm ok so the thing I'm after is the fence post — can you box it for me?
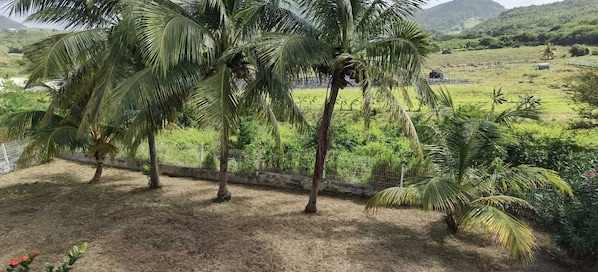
[200,143,204,165]
[2,143,9,166]
[256,144,261,171]
[399,162,405,188]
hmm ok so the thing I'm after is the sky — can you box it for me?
[1,0,566,29]
[424,0,564,9]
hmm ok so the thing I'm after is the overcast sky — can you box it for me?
[2,0,566,29]
[424,0,563,9]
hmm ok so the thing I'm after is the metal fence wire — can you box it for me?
[153,143,429,190]
[0,141,26,174]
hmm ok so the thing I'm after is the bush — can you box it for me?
[428,68,444,79]
[592,49,598,56]
[534,155,598,266]
[567,68,598,127]
[570,44,590,57]
[7,46,23,54]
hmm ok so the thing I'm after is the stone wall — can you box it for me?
[59,152,379,197]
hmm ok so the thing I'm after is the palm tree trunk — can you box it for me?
[305,73,341,213]
[148,132,162,188]
[216,126,232,201]
[89,152,104,183]
[445,212,459,234]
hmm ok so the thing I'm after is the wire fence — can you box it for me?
[0,141,26,174]
[151,143,430,190]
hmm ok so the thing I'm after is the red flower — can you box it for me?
[20,255,28,262]
[30,250,40,257]
[8,258,18,267]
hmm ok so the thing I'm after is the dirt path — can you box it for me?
[0,160,576,271]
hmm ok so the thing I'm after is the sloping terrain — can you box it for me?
[415,0,505,35]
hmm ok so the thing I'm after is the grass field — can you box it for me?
[292,45,598,130]
[0,160,579,271]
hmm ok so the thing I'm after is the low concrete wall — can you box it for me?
[59,152,379,197]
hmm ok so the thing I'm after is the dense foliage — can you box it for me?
[567,68,598,127]
[507,127,598,266]
[457,0,598,47]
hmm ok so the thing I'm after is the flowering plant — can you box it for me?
[5,243,87,272]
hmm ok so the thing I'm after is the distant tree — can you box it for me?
[567,68,598,127]
[570,44,590,57]
[542,43,556,60]
[490,87,507,113]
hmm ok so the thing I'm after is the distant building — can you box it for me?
[537,63,550,70]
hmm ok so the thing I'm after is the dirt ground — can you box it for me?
[0,160,578,271]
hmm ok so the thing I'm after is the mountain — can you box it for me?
[461,0,598,45]
[415,0,506,35]
[0,15,26,30]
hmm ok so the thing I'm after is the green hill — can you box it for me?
[0,28,59,76]
[0,15,26,30]
[415,0,505,35]
[461,0,598,45]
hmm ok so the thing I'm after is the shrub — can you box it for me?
[428,68,444,79]
[570,44,590,57]
[5,243,87,272]
[592,49,598,56]
[567,68,598,127]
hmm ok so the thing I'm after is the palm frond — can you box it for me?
[365,186,421,212]
[23,29,108,83]
[460,204,537,262]
[133,0,215,73]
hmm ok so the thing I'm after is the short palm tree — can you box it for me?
[366,92,573,262]
[259,0,434,213]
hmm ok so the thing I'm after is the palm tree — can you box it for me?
[4,0,183,188]
[542,43,556,60]
[1,80,121,183]
[125,0,307,200]
[490,87,507,113]
[366,91,573,262]
[259,0,434,213]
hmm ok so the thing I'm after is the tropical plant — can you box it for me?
[490,87,507,113]
[366,92,573,262]
[567,68,598,127]
[258,0,434,212]
[5,243,86,272]
[570,44,590,57]
[125,0,307,200]
[3,0,182,188]
[541,42,556,60]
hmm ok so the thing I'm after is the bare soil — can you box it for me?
[0,160,578,271]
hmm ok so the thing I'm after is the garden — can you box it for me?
[0,0,597,271]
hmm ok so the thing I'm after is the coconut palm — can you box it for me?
[366,91,573,262]
[3,0,185,188]
[257,0,434,213]
[124,0,307,200]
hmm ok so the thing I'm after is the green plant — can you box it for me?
[567,68,598,127]
[570,44,590,57]
[5,243,87,272]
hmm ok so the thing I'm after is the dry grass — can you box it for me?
[0,160,577,272]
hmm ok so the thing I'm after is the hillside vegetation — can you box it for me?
[415,0,505,35]
[458,0,598,46]
[0,28,57,76]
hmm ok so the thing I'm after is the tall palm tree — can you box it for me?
[366,91,573,262]
[258,0,434,213]
[124,0,307,200]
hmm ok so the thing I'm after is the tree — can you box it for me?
[260,0,434,213]
[570,44,590,57]
[366,91,573,262]
[490,87,507,113]
[567,68,598,127]
[4,0,184,188]
[125,0,307,200]
[541,42,556,60]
